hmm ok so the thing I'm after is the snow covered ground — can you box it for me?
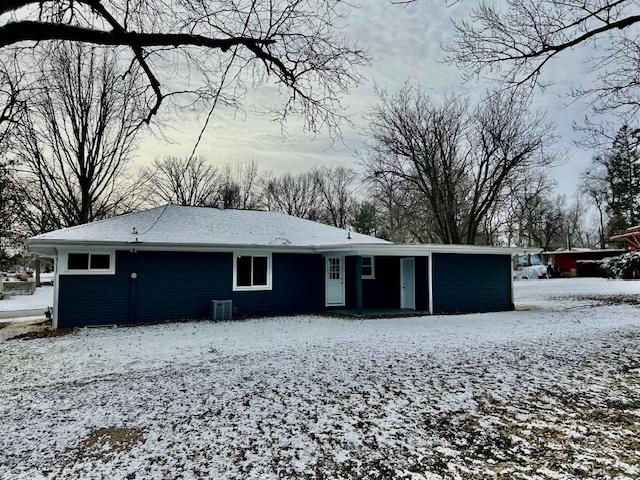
[0,285,54,312]
[1,278,639,479]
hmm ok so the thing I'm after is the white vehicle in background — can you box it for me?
[514,264,549,280]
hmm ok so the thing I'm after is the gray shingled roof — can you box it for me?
[29,205,389,248]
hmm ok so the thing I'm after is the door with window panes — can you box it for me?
[325,256,344,306]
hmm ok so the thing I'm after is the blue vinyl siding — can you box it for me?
[432,253,512,314]
[57,250,513,326]
[58,250,324,327]
[57,251,131,327]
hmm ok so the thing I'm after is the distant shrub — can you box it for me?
[15,272,29,282]
[576,260,605,278]
[600,252,640,279]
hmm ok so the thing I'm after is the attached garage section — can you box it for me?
[432,253,513,314]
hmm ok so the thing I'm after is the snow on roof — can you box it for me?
[542,247,625,254]
[29,205,389,248]
[610,225,640,239]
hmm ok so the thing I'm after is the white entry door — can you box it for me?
[325,256,345,306]
[400,257,416,309]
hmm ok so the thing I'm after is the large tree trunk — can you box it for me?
[34,255,40,287]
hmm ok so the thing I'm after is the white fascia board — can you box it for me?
[28,239,542,257]
[26,240,319,254]
[317,244,543,256]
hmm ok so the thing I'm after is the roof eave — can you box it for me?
[316,244,542,256]
[26,238,540,256]
[25,238,389,254]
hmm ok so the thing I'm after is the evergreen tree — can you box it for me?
[604,125,640,235]
[352,202,378,236]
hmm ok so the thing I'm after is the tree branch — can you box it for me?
[0,21,275,51]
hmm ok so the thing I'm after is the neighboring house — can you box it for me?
[541,248,625,277]
[27,205,533,329]
[610,225,640,251]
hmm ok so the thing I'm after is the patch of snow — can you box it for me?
[0,278,639,479]
[0,285,54,312]
[514,277,640,302]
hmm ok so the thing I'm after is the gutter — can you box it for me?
[27,239,542,256]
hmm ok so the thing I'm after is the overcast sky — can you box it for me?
[137,1,595,196]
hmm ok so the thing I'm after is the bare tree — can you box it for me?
[0,60,25,152]
[564,192,593,248]
[531,194,568,251]
[15,43,144,229]
[142,156,221,207]
[218,160,260,209]
[503,175,554,247]
[0,1,366,137]
[261,171,322,219]
[0,159,20,252]
[0,59,33,251]
[448,0,640,126]
[365,86,556,244]
[365,166,422,242]
[316,166,358,229]
[580,160,609,248]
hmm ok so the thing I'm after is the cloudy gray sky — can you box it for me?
[138,1,595,196]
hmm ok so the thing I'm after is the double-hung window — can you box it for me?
[233,253,272,291]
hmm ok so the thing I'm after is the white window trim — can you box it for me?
[232,252,272,292]
[59,250,116,275]
[362,256,375,279]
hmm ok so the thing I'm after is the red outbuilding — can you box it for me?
[541,248,626,277]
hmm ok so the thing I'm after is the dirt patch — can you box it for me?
[7,326,73,341]
[554,294,640,307]
[71,427,145,462]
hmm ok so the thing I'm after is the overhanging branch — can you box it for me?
[0,21,275,51]
[0,20,285,123]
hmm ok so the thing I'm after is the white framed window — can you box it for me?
[61,251,115,275]
[233,252,272,291]
[362,256,375,279]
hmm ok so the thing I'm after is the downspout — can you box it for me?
[52,249,60,330]
[510,254,515,310]
[428,252,434,315]
[355,256,363,315]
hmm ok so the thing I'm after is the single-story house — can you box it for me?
[27,205,535,329]
[541,247,625,277]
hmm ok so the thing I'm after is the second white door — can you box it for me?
[400,257,416,309]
